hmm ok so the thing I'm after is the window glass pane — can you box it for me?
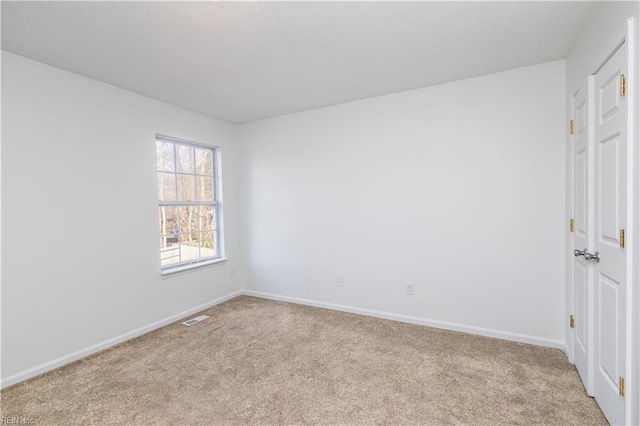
[180,232,200,262]
[200,205,216,232]
[200,231,216,258]
[176,144,195,173]
[179,206,199,238]
[177,175,195,201]
[180,241,200,263]
[196,176,214,201]
[159,205,181,267]
[195,147,213,176]
[156,140,175,172]
[160,240,181,267]
[159,206,180,239]
[157,172,176,201]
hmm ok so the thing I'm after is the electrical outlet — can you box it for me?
[336,275,345,287]
[230,268,236,278]
[406,282,415,295]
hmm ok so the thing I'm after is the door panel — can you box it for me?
[576,147,587,236]
[598,134,621,246]
[572,84,592,394]
[593,41,627,426]
[575,261,587,353]
[599,73,622,122]
[598,273,619,386]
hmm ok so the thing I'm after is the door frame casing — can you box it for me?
[622,17,638,425]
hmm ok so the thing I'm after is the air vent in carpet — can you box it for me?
[182,314,209,326]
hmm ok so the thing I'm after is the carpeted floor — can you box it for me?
[1,296,606,425]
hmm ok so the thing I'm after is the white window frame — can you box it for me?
[156,135,225,274]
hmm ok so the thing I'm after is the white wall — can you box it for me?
[1,49,570,388]
[565,2,640,423]
[238,60,566,346]
[1,52,242,385]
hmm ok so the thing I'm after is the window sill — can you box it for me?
[161,258,228,277]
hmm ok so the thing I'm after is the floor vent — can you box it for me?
[182,314,209,326]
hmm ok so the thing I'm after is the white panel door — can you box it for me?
[593,42,628,426]
[571,84,592,395]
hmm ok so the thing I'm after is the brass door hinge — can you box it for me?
[620,377,625,397]
[620,229,625,248]
[570,120,576,135]
[570,315,575,328]
[570,218,575,232]
[620,75,626,96]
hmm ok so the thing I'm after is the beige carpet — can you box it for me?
[1,296,606,425]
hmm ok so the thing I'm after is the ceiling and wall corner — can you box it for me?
[1,1,598,123]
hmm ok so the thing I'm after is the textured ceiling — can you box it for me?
[2,1,598,123]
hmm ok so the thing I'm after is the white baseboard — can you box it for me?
[1,290,243,389]
[2,289,568,389]
[243,290,566,350]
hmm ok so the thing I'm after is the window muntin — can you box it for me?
[156,136,222,270]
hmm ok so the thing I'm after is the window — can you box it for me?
[156,135,223,271]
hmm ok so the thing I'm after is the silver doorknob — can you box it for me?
[574,248,587,257]
[584,251,600,262]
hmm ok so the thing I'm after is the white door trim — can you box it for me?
[622,17,637,425]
